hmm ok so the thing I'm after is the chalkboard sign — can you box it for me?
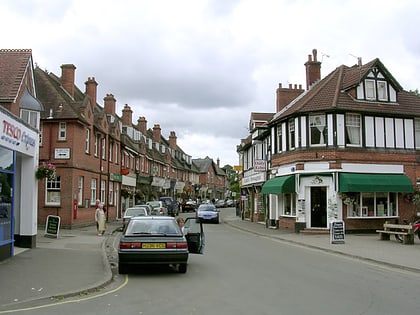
[45,215,60,238]
[330,220,345,244]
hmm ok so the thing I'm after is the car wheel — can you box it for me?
[178,263,187,273]
[118,263,128,274]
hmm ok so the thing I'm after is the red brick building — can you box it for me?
[239,49,420,232]
[35,63,227,228]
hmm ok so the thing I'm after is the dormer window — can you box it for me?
[358,68,396,102]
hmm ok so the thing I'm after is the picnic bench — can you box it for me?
[376,222,414,245]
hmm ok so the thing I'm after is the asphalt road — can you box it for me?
[8,208,420,315]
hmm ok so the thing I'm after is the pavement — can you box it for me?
[1,215,420,310]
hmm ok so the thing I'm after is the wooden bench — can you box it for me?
[376,222,414,245]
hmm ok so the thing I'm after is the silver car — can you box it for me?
[146,201,168,216]
[122,206,148,227]
[196,204,220,224]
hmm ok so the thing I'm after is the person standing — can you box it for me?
[95,203,106,236]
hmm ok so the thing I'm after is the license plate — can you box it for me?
[142,243,166,249]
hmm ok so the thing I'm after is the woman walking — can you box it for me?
[95,203,106,236]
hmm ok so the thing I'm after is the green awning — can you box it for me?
[262,175,295,194]
[339,173,414,193]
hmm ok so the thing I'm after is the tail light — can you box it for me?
[166,242,188,249]
[120,242,141,249]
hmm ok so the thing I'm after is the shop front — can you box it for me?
[0,108,38,260]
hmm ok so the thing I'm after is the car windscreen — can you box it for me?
[198,206,216,212]
[147,201,159,207]
[125,220,182,236]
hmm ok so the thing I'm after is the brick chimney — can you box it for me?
[122,104,133,126]
[153,124,161,143]
[103,93,116,115]
[304,48,321,90]
[169,131,177,149]
[60,64,76,97]
[217,158,220,167]
[85,77,98,106]
[137,116,147,134]
[276,83,304,112]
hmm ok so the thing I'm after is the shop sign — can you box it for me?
[110,173,122,182]
[254,160,266,172]
[330,221,345,244]
[0,113,37,155]
[45,215,60,238]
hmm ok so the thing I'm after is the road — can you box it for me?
[6,208,420,314]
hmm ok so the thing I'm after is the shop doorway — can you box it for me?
[310,186,327,228]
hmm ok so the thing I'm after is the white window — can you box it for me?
[283,193,296,216]
[115,143,119,164]
[58,122,66,140]
[415,118,420,149]
[309,114,326,146]
[39,123,43,145]
[109,182,114,205]
[276,125,282,153]
[78,176,83,206]
[85,129,90,153]
[46,176,61,206]
[288,119,295,150]
[109,142,113,162]
[346,113,361,146]
[94,134,100,157]
[101,180,106,203]
[90,179,97,205]
[377,81,388,101]
[346,192,397,217]
[20,109,38,129]
[101,138,106,160]
[365,80,376,100]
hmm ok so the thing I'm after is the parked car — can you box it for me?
[226,199,235,207]
[135,204,153,215]
[122,206,148,227]
[146,201,168,216]
[159,196,179,216]
[215,199,226,208]
[183,199,197,212]
[197,203,219,224]
[118,216,204,274]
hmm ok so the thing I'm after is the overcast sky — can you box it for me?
[2,0,420,167]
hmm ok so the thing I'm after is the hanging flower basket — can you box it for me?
[35,162,56,180]
[121,188,133,198]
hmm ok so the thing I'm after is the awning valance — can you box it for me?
[262,175,295,194]
[339,173,414,193]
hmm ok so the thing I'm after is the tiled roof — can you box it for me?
[272,58,420,123]
[34,67,89,123]
[0,49,32,101]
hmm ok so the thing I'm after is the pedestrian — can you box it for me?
[94,200,100,232]
[95,202,106,236]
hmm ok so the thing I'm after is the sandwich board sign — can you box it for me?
[45,215,60,238]
[330,220,345,244]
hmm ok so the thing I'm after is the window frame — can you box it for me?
[78,176,83,206]
[345,113,362,146]
[90,179,97,206]
[85,128,90,153]
[288,119,295,150]
[309,114,327,146]
[46,176,61,206]
[58,122,66,141]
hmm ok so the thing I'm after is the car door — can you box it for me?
[184,217,205,254]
